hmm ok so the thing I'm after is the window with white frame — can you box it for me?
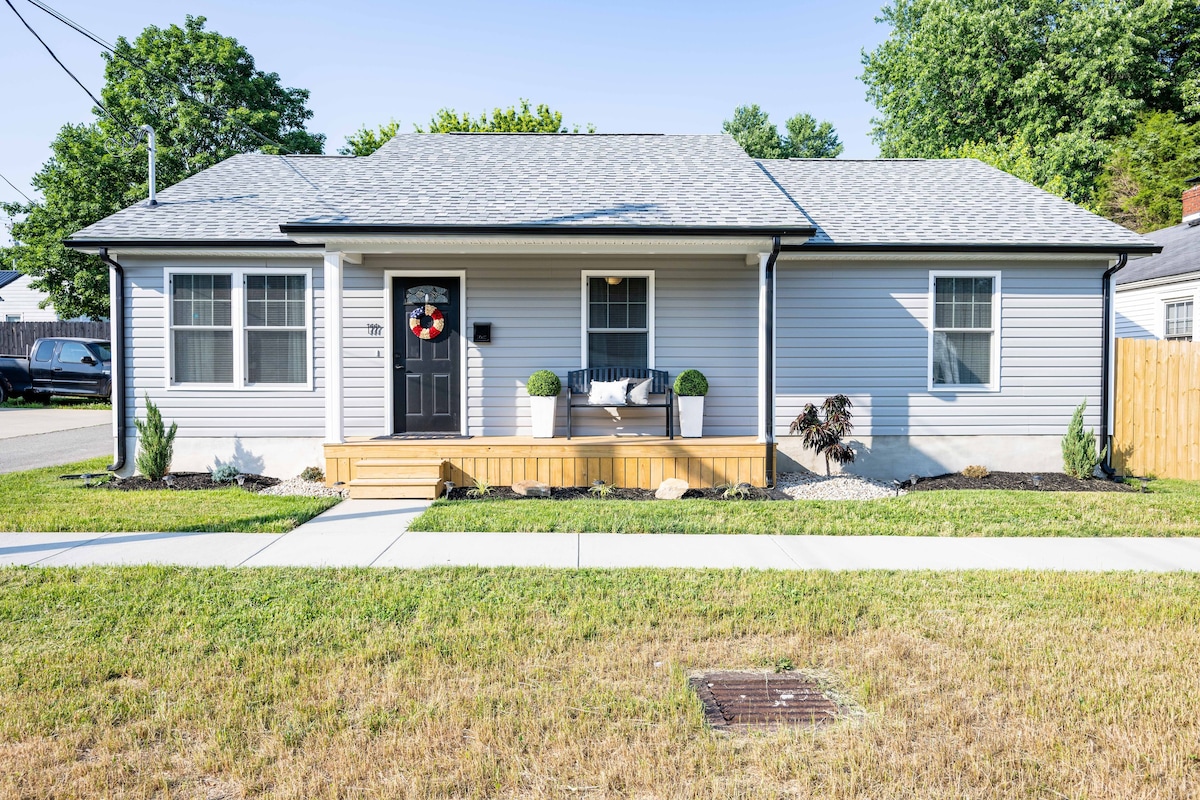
[4,314,21,323]
[1165,299,1193,341]
[169,269,310,387]
[930,273,998,389]
[584,273,651,368]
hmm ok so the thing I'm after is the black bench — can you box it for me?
[566,367,674,439]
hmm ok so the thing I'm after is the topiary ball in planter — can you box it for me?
[526,370,561,397]
[674,369,709,397]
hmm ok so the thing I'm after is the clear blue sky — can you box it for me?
[0,0,891,239]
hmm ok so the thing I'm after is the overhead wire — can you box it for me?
[0,169,35,204]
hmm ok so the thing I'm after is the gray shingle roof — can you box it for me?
[70,134,812,242]
[758,158,1154,250]
[1115,222,1200,284]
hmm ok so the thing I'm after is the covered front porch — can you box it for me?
[325,436,772,499]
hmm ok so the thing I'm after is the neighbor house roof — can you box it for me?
[0,270,20,290]
[758,158,1155,252]
[1115,222,1200,285]
[68,134,816,243]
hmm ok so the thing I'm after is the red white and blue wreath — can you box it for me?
[408,303,446,340]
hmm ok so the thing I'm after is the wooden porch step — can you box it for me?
[353,457,445,481]
[348,476,444,500]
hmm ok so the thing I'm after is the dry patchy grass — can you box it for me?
[0,568,1198,798]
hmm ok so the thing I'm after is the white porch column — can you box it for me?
[324,251,345,444]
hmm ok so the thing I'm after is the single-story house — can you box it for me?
[1115,184,1199,342]
[66,134,1157,496]
[0,270,59,322]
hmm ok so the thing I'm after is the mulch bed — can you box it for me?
[907,471,1135,492]
[446,486,787,501]
[106,472,280,492]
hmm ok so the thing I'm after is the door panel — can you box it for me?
[393,278,460,433]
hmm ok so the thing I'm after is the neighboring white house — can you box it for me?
[1114,185,1199,342]
[0,270,58,322]
[64,134,1157,486]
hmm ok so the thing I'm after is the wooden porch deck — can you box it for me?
[325,436,772,499]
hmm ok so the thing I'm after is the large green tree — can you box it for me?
[861,0,1200,206]
[1096,111,1200,232]
[3,16,324,319]
[723,105,843,159]
[340,100,593,157]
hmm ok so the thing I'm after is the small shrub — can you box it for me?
[526,370,562,397]
[300,466,325,482]
[789,394,855,476]
[673,369,709,397]
[467,478,493,498]
[134,394,178,481]
[1062,400,1106,479]
[961,465,990,479]
[588,481,614,498]
[721,482,752,500]
[210,463,241,484]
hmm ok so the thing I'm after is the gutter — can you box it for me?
[1099,253,1129,479]
[779,242,1161,256]
[97,248,126,472]
[764,235,781,487]
[279,223,818,238]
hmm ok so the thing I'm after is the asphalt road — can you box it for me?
[0,409,112,474]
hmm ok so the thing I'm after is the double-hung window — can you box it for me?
[1165,300,1193,341]
[169,269,311,388]
[930,272,999,390]
[583,272,653,368]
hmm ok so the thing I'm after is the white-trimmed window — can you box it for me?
[168,268,312,388]
[4,314,21,323]
[1165,299,1193,341]
[929,271,1000,390]
[581,271,654,368]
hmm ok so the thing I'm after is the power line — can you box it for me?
[3,0,134,139]
[0,169,35,204]
[25,0,295,155]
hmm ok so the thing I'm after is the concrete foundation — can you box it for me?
[118,436,324,479]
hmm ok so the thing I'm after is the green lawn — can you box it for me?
[1,396,111,410]
[0,567,1197,799]
[0,458,339,533]
[410,479,1200,536]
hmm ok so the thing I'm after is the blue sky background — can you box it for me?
[0,0,892,238]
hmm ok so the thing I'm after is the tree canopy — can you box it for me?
[3,16,324,319]
[722,105,843,159]
[861,0,1200,208]
[1097,112,1200,232]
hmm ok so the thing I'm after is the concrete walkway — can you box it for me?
[4,499,1200,571]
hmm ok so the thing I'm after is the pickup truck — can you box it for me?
[0,337,112,403]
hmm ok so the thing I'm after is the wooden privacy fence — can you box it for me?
[1113,337,1200,480]
[0,320,110,357]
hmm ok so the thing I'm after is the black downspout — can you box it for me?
[97,248,126,472]
[1099,253,1128,479]
[764,236,781,486]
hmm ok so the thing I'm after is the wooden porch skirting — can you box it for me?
[325,436,771,499]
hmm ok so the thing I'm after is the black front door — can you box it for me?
[393,278,461,433]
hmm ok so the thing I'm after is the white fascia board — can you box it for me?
[1114,271,1200,292]
[107,248,321,259]
[777,250,1117,263]
[287,234,788,256]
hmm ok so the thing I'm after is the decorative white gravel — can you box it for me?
[257,478,348,498]
[775,471,905,501]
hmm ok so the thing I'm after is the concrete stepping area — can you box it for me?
[3,499,1200,570]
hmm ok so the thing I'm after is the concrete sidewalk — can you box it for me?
[4,499,1200,570]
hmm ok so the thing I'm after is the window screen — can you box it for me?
[246,274,306,383]
[172,274,233,383]
[587,276,649,368]
[1166,300,1193,341]
[932,276,995,387]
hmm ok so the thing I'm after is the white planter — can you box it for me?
[678,395,705,438]
[529,395,558,438]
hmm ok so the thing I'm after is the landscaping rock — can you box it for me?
[512,480,551,497]
[655,478,689,499]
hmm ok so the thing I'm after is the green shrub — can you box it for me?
[1062,400,1106,479]
[300,466,325,482]
[526,370,561,397]
[134,394,178,481]
[211,464,241,483]
[673,369,709,397]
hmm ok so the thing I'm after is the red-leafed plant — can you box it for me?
[789,394,856,475]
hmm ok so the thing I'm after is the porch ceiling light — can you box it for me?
[605,276,624,285]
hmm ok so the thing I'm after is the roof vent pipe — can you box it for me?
[139,124,158,207]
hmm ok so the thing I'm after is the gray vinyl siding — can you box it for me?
[0,274,59,321]
[120,256,325,439]
[775,260,1106,436]
[350,255,758,437]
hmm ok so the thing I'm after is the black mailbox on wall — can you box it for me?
[472,323,492,343]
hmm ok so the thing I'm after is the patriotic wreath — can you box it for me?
[408,303,446,340]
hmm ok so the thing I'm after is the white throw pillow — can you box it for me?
[588,378,629,405]
[627,378,653,405]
